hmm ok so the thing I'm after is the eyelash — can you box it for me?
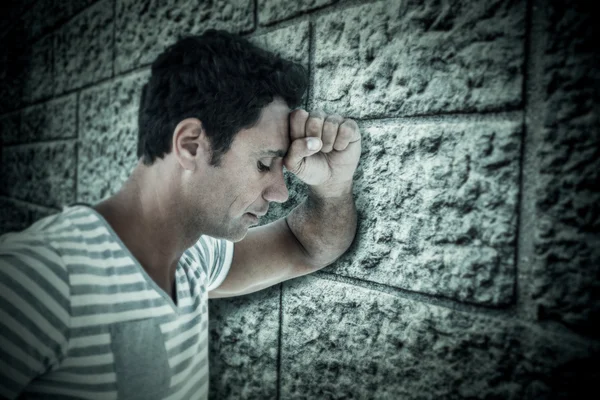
[257,161,271,172]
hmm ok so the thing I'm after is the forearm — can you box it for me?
[285,181,357,269]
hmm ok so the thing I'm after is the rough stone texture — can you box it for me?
[249,21,310,69]
[531,1,600,337]
[0,1,598,398]
[115,0,254,74]
[0,23,29,114]
[322,119,518,306]
[21,34,54,104]
[65,1,100,14]
[0,141,77,208]
[262,118,522,307]
[54,0,113,95]
[258,0,337,25]
[0,112,21,145]
[78,70,150,204]
[18,94,78,144]
[16,0,57,41]
[313,0,525,118]
[0,198,59,236]
[20,0,97,41]
[0,198,30,235]
[1,93,76,147]
[208,286,279,399]
[281,276,599,399]
[0,0,37,38]
[4,0,96,42]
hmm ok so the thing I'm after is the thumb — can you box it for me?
[284,137,322,174]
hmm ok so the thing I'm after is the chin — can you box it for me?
[213,223,249,243]
[230,228,250,242]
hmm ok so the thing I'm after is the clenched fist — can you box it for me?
[283,109,362,195]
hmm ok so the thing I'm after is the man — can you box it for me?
[0,29,360,399]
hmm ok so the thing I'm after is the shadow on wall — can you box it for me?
[0,22,46,234]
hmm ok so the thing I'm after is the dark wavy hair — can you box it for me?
[137,29,308,166]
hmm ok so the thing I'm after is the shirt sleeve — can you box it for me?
[0,237,71,399]
[190,236,234,291]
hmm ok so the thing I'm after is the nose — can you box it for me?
[263,168,289,203]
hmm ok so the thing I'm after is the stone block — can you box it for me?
[115,0,254,74]
[78,70,150,204]
[0,0,37,38]
[0,111,21,145]
[532,0,600,336]
[249,21,310,69]
[0,26,27,114]
[19,94,77,144]
[56,0,99,22]
[22,34,54,104]
[20,0,60,41]
[21,0,98,41]
[281,276,599,398]
[258,0,337,25]
[0,198,30,235]
[54,0,113,94]
[330,119,522,306]
[1,141,77,208]
[259,118,521,306]
[208,286,279,399]
[313,0,525,118]
[0,197,58,236]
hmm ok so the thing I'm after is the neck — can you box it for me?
[92,161,195,297]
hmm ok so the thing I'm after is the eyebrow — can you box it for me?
[259,149,287,158]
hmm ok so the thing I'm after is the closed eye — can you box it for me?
[257,161,271,172]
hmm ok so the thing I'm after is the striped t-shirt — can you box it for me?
[0,204,234,399]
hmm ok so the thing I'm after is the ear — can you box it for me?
[172,118,211,171]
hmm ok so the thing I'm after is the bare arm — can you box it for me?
[209,109,361,298]
[286,183,357,270]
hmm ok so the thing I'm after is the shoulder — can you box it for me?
[0,210,75,296]
[0,205,100,282]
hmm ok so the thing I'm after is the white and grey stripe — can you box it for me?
[0,205,234,399]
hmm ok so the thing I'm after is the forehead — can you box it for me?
[236,99,290,152]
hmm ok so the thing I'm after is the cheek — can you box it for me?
[236,181,264,210]
[225,181,253,212]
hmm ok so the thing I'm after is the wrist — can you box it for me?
[308,180,353,199]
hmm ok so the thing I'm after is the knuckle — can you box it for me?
[291,108,309,123]
[325,114,344,125]
[341,118,358,128]
[340,119,358,135]
[306,118,323,133]
[339,125,353,137]
[292,108,309,117]
[309,110,326,119]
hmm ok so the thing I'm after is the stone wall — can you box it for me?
[1,0,598,398]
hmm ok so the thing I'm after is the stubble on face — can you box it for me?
[183,98,291,243]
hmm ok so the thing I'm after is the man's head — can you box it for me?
[137,29,308,167]
[135,30,308,242]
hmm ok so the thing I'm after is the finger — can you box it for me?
[283,137,322,174]
[333,119,361,151]
[305,110,326,141]
[321,114,344,153]
[289,108,309,142]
